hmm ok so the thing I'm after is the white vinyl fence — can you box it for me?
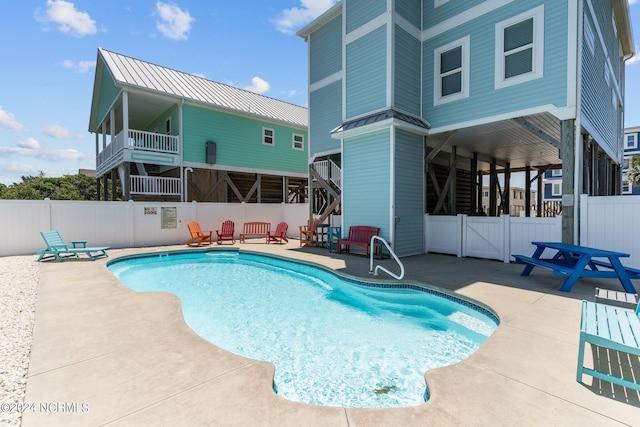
[424,214,562,263]
[579,194,640,269]
[2,195,640,269]
[0,199,308,257]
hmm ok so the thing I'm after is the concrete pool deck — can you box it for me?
[22,241,639,426]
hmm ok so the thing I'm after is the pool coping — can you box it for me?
[22,242,640,426]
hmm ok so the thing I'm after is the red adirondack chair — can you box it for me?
[216,220,236,244]
[268,222,289,244]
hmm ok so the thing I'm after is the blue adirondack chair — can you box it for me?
[37,230,110,262]
[577,299,640,391]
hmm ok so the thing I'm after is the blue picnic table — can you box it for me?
[513,242,639,293]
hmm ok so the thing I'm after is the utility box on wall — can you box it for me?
[206,141,216,164]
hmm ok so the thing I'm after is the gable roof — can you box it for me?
[90,48,307,131]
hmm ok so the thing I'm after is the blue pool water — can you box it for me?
[108,250,498,408]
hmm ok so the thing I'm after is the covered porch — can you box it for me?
[424,111,622,243]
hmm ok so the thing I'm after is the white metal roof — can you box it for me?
[98,48,308,128]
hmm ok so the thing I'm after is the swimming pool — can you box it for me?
[108,250,499,408]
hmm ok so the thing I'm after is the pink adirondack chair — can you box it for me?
[216,220,235,244]
[268,222,289,244]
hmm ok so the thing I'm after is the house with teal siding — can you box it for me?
[88,48,308,203]
[298,0,634,256]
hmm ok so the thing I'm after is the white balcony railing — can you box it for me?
[312,159,341,189]
[130,176,181,195]
[97,129,179,172]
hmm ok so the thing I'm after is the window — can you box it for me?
[584,20,595,55]
[262,127,275,146]
[482,191,489,197]
[292,134,304,151]
[625,134,637,149]
[165,117,171,135]
[552,182,561,196]
[623,157,630,170]
[495,6,544,89]
[551,169,562,177]
[434,36,470,105]
[622,180,631,194]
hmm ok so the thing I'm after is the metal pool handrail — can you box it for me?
[369,235,405,280]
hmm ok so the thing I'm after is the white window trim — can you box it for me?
[165,117,171,135]
[434,0,450,7]
[494,5,544,90]
[552,182,562,196]
[584,20,595,56]
[626,134,638,149]
[262,127,275,146]
[434,35,470,106]
[292,133,304,151]
[622,179,631,194]
[551,169,562,176]
[622,156,630,170]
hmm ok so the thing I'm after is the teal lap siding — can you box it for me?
[342,129,391,239]
[346,25,387,119]
[346,0,386,33]
[182,105,307,174]
[310,14,342,85]
[423,0,568,129]
[394,129,424,256]
[310,80,343,157]
[394,25,421,116]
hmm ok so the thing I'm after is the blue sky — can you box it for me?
[0,0,638,186]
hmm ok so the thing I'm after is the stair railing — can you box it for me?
[369,236,404,280]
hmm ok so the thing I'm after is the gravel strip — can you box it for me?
[0,256,39,427]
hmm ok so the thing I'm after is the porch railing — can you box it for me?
[130,176,181,195]
[312,159,341,189]
[97,129,179,171]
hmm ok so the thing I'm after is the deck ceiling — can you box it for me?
[426,113,563,172]
[110,90,175,132]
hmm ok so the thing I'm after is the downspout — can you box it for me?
[179,99,185,202]
[573,0,584,244]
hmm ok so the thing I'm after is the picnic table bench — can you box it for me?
[337,226,380,257]
[239,222,270,243]
[513,242,638,293]
[576,300,640,391]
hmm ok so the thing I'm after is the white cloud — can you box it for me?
[18,138,40,150]
[272,0,338,34]
[0,106,25,132]
[627,52,640,65]
[629,0,638,5]
[62,59,96,73]
[0,138,91,162]
[155,2,194,41]
[44,124,81,138]
[43,148,90,161]
[36,0,97,37]
[243,77,271,94]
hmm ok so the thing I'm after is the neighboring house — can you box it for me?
[623,126,640,194]
[542,169,563,201]
[480,186,536,217]
[298,0,634,255]
[89,48,309,203]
